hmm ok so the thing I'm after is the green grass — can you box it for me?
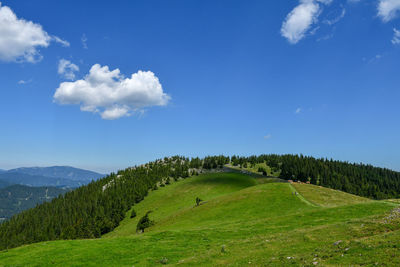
[0,172,399,266]
[292,183,371,207]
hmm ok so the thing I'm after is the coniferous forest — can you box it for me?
[1,154,399,250]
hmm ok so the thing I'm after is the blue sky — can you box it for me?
[0,0,399,173]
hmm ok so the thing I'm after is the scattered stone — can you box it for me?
[287,256,294,260]
[341,254,344,257]
[265,240,270,242]
[383,208,400,224]
[333,240,342,246]
[160,257,168,265]
[345,248,350,251]
[313,261,318,265]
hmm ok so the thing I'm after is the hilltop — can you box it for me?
[0,171,399,266]
[0,155,399,266]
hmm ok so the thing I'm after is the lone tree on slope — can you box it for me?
[136,211,154,233]
[195,197,203,206]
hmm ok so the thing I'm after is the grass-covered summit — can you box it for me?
[0,171,399,266]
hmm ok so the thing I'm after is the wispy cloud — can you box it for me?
[392,28,400,44]
[295,107,302,114]
[58,59,79,80]
[17,79,32,85]
[264,134,272,140]
[81,34,88,49]
[323,6,346,25]
[52,36,70,47]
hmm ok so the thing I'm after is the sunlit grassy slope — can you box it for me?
[0,172,399,266]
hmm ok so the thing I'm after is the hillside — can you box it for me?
[1,172,399,266]
[0,185,69,221]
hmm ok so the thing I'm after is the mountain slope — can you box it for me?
[0,185,69,221]
[7,166,104,182]
[0,172,398,266]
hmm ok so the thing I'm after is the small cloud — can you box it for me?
[17,79,31,85]
[295,107,302,114]
[81,34,88,49]
[53,64,171,120]
[58,59,79,80]
[392,28,400,44]
[281,0,333,44]
[317,33,334,41]
[367,54,383,63]
[52,36,70,47]
[264,134,272,140]
[378,0,400,22]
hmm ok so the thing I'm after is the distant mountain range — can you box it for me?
[0,184,69,221]
[0,166,105,188]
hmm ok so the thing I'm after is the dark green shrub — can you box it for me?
[136,211,154,232]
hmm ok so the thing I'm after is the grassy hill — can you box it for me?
[0,172,399,266]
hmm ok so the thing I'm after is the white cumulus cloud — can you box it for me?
[0,3,68,63]
[281,0,332,44]
[53,64,171,120]
[378,0,400,22]
[58,59,79,80]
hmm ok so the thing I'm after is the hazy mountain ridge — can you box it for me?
[0,166,104,188]
[0,172,87,188]
[7,166,104,182]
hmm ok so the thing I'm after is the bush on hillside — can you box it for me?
[136,211,154,233]
[195,197,202,206]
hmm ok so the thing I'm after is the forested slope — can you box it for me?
[1,154,399,251]
[231,154,400,199]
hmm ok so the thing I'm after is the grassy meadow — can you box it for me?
[0,172,399,266]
